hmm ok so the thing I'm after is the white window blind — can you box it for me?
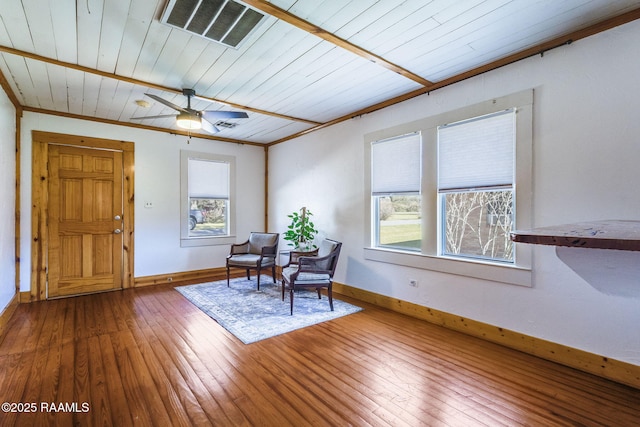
[188,158,229,199]
[438,109,515,191]
[371,132,421,195]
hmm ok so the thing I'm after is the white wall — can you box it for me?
[0,86,16,313]
[268,20,640,366]
[19,113,265,288]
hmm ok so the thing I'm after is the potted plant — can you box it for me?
[283,207,318,250]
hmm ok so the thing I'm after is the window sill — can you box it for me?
[363,247,532,287]
[181,235,236,248]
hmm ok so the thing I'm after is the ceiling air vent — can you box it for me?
[215,121,238,129]
[161,0,265,49]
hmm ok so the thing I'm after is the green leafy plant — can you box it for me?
[283,207,318,249]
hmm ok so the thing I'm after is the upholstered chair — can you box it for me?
[226,232,279,290]
[281,239,342,315]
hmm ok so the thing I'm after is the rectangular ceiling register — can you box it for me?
[161,0,265,49]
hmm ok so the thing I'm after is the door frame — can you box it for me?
[30,131,135,301]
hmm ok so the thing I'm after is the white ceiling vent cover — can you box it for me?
[161,0,265,48]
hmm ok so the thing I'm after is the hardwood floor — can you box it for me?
[0,284,638,426]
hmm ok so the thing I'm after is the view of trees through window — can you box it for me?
[189,198,227,236]
[375,191,514,261]
[442,190,513,261]
[377,195,421,250]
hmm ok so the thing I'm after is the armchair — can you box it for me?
[226,232,279,290]
[281,239,342,315]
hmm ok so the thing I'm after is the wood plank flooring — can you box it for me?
[0,283,639,426]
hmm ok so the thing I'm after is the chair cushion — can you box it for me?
[228,254,274,267]
[282,266,330,284]
[248,233,278,255]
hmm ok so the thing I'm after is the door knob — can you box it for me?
[114,215,121,221]
[114,229,122,234]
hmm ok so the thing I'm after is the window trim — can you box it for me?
[364,90,533,287]
[180,150,236,247]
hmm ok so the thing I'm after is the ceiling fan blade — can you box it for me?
[202,110,249,121]
[145,93,188,113]
[201,118,220,134]
[130,114,177,120]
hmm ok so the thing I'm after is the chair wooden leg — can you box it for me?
[256,267,261,290]
[271,265,276,284]
[328,283,334,311]
[226,265,230,287]
[289,287,294,315]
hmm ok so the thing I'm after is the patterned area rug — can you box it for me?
[175,276,363,344]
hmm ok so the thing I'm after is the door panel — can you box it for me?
[48,145,124,298]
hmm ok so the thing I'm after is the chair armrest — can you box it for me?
[229,240,250,255]
[284,249,319,267]
[260,242,279,258]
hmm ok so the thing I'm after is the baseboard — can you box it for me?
[0,293,19,341]
[134,267,244,287]
[333,282,640,390]
[20,291,31,303]
[17,268,241,296]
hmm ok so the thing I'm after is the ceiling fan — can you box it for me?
[131,88,248,133]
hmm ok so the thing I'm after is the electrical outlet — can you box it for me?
[409,279,418,287]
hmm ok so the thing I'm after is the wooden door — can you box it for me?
[47,144,124,298]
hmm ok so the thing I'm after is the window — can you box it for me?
[371,133,422,251]
[181,151,236,247]
[438,109,515,263]
[364,90,533,286]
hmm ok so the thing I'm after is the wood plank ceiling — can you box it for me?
[0,0,639,145]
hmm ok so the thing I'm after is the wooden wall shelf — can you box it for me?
[511,220,640,251]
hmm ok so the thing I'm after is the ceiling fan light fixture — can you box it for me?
[131,90,247,134]
[176,112,202,130]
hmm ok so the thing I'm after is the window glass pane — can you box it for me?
[181,150,235,247]
[188,198,228,237]
[376,195,421,251]
[438,109,515,263]
[187,157,230,238]
[442,190,513,262]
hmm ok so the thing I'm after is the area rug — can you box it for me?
[175,276,363,344]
